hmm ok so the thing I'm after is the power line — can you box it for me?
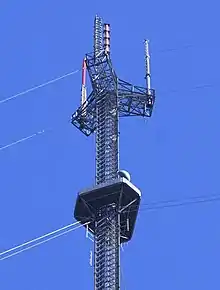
[0,228,75,261]
[0,221,80,258]
[142,192,220,207]
[142,196,220,211]
[0,120,72,153]
[0,119,73,153]
[131,193,220,214]
[0,222,89,261]
[0,69,80,105]
[0,129,46,152]
[162,83,217,95]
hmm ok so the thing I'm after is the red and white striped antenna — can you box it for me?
[81,58,87,115]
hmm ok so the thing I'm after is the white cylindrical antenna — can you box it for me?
[81,58,87,117]
[144,39,151,93]
[104,23,110,54]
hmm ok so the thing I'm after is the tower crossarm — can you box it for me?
[71,90,96,136]
[71,76,155,137]
[118,78,155,117]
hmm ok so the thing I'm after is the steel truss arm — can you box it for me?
[71,91,96,136]
[118,79,155,117]
[71,78,155,137]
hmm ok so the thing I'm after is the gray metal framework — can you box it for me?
[74,179,141,289]
[72,15,155,290]
[86,50,119,184]
[94,204,120,290]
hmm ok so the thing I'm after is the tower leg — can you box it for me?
[94,204,120,290]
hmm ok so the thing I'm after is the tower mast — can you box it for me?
[93,16,119,185]
[72,15,155,290]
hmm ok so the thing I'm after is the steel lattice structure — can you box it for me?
[95,204,120,289]
[72,15,155,290]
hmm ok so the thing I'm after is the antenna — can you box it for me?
[144,39,151,91]
[94,15,103,59]
[104,23,110,54]
[81,58,87,117]
[72,16,156,290]
[144,39,154,110]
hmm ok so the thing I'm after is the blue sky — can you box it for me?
[1,0,220,289]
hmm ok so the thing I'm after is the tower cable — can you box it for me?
[0,69,80,105]
[0,221,80,257]
[0,221,90,261]
[0,129,46,151]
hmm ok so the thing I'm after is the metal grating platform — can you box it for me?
[74,177,141,243]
